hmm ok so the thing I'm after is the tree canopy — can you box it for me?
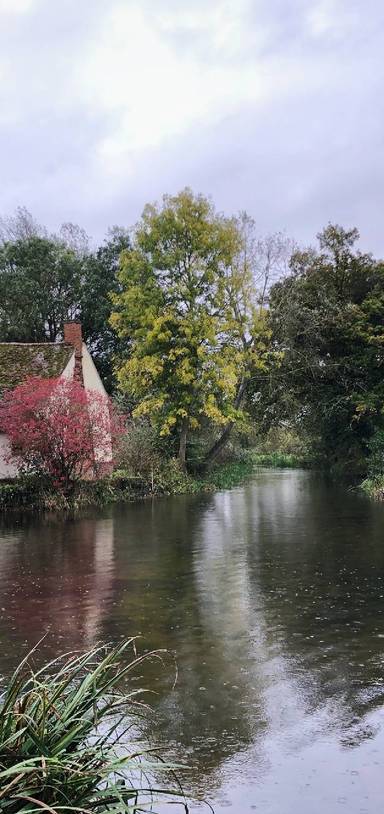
[111,189,272,470]
[267,224,384,476]
[0,236,82,342]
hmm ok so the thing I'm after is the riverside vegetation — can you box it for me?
[0,640,188,812]
[0,421,311,511]
[0,196,383,505]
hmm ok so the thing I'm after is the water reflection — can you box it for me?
[0,515,115,660]
[1,471,384,812]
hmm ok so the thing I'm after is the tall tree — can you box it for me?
[111,190,240,469]
[111,190,272,470]
[267,224,384,477]
[80,227,131,390]
[0,236,83,342]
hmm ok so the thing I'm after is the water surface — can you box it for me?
[1,469,384,812]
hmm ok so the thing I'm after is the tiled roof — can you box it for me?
[0,342,74,393]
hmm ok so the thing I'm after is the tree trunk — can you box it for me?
[178,417,188,472]
[202,378,247,470]
[202,420,235,469]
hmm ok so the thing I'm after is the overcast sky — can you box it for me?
[0,0,383,252]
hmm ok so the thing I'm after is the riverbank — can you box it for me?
[3,447,374,513]
[0,456,259,512]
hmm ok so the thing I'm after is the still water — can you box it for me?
[1,470,384,812]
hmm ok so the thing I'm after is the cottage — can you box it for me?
[0,322,112,479]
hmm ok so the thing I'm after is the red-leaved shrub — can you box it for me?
[0,377,123,490]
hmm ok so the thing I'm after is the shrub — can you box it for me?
[155,457,197,494]
[116,421,162,483]
[0,377,123,492]
[0,476,51,510]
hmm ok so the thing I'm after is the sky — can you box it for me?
[0,0,383,252]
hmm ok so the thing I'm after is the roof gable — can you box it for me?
[0,342,74,394]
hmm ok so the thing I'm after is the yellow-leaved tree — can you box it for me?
[111,190,272,471]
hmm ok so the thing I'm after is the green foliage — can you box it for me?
[266,224,384,479]
[0,477,115,512]
[0,452,259,510]
[252,426,315,467]
[366,428,384,477]
[137,456,256,495]
[0,641,184,812]
[0,236,83,342]
[0,478,46,510]
[80,228,131,391]
[252,452,308,468]
[360,475,384,500]
[197,458,255,490]
[154,458,198,494]
[360,429,384,500]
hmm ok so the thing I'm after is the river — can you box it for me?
[1,469,384,812]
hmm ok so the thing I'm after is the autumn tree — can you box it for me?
[111,190,273,471]
[0,377,118,491]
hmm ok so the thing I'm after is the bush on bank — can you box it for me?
[358,430,384,500]
[360,476,384,501]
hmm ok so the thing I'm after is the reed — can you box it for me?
[0,640,186,813]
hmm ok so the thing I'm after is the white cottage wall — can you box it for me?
[81,343,113,465]
[0,433,18,478]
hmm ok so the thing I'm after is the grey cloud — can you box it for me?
[0,0,383,256]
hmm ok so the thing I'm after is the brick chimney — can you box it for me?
[64,321,84,384]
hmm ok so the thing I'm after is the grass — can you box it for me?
[0,640,187,813]
[251,451,312,468]
[196,459,256,491]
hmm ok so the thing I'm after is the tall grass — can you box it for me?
[252,451,311,468]
[0,640,187,813]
